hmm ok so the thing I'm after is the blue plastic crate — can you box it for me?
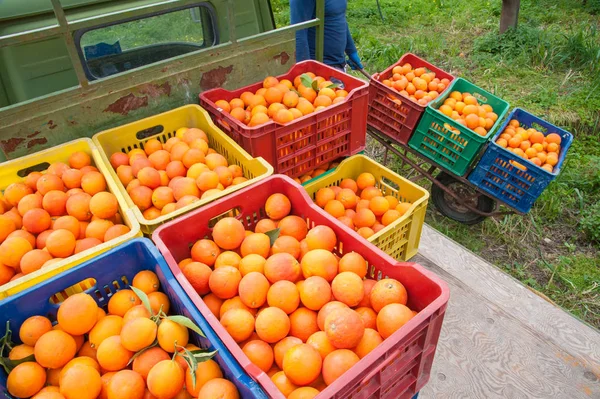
[468,108,573,213]
[0,238,267,399]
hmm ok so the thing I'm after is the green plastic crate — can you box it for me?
[408,78,510,176]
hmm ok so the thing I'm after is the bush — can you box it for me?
[580,201,600,244]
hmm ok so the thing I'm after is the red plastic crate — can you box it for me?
[199,61,368,178]
[368,53,455,144]
[153,175,449,399]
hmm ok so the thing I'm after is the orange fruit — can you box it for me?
[220,308,255,343]
[324,307,364,349]
[298,276,331,311]
[289,307,319,342]
[240,233,270,258]
[271,235,301,259]
[0,236,32,267]
[355,307,377,329]
[305,225,337,252]
[306,330,336,360]
[56,293,98,335]
[132,347,170,381]
[271,371,298,397]
[370,278,408,312]
[255,307,290,343]
[80,172,106,196]
[20,249,53,275]
[18,193,43,216]
[7,361,46,398]
[123,305,151,324]
[59,363,102,399]
[267,280,300,314]
[354,328,383,359]
[242,340,274,373]
[212,217,246,250]
[120,317,158,352]
[273,336,302,369]
[283,344,322,386]
[147,360,185,399]
[322,349,359,386]
[338,252,367,278]
[254,219,277,234]
[208,266,241,299]
[265,193,291,220]
[184,359,223,397]
[353,208,376,228]
[157,319,189,353]
[23,208,52,234]
[106,370,145,399]
[356,173,376,190]
[264,252,301,283]
[331,272,365,307]
[24,171,43,191]
[181,262,212,296]
[300,249,338,282]
[8,344,35,361]
[89,315,124,348]
[317,301,347,331]
[191,239,221,266]
[369,196,390,216]
[4,183,33,206]
[546,133,561,145]
[108,289,141,317]
[34,330,76,369]
[288,387,320,399]
[377,303,414,339]
[19,316,52,346]
[324,200,345,218]
[196,378,239,399]
[96,335,134,371]
[238,272,270,308]
[239,254,266,276]
[0,215,17,244]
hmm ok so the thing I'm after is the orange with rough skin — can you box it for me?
[288,387,320,399]
[255,307,290,343]
[181,262,212,296]
[277,215,308,241]
[354,328,383,359]
[338,252,367,278]
[324,307,364,349]
[0,215,17,244]
[324,200,345,218]
[57,293,98,335]
[317,301,348,331]
[117,165,134,186]
[23,208,52,234]
[355,307,377,329]
[7,362,46,398]
[219,296,256,319]
[240,233,270,258]
[74,237,101,254]
[19,316,52,346]
[353,208,376,228]
[96,335,134,371]
[4,183,33,206]
[157,318,189,353]
[20,249,53,275]
[356,173,376,190]
[322,349,360,386]
[208,266,241,299]
[197,378,239,399]
[315,187,336,208]
[120,317,158,352]
[66,192,92,221]
[271,235,301,259]
[267,280,300,314]
[18,193,43,216]
[377,303,414,339]
[108,289,141,317]
[238,271,269,308]
[264,252,301,283]
[24,171,43,191]
[81,172,106,196]
[370,278,408,312]
[239,254,266,276]
[289,307,319,342]
[147,360,185,399]
[271,371,298,397]
[105,370,145,399]
[37,175,65,196]
[184,359,223,396]
[133,347,170,381]
[305,225,337,252]
[191,239,221,266]
[242,340,274,372]
[53,216,81,239]
[336,188,357,210]
[306,330,336,361]
[300,249,338,282]
[88,315,123,348]
[132,270,160,294]
[283,344,323,387]
[85,220,114,242]
[273,336,302,369]
[221,308,255,343]
[299,276,331,311]
[331,272,365,307]
[34,330,77,369]
[254,219,277,234]
[123,305,151,324]
[203,293,223,319]
[265,193,291,220]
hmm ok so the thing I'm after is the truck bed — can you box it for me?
[414,225,600,398]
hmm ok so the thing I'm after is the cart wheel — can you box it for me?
[431,172,496,225]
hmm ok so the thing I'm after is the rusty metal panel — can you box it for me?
[0,33,295,161]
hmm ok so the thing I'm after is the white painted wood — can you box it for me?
[414,224,600,398]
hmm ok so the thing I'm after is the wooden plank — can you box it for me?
[413,225,600,398]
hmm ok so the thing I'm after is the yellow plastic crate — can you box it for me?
[0,138,142,300]
[303,154,429,261]
[92,105,274,235]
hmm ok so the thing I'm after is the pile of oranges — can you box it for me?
[0,153,130,288]
[108,127,248,221]
[313,173,411,239]
[178,193,417,398]
[3,269,239,399]
[437,91,499,136]
[379,62,451,106]
[495,120,562,172]
[214,74,350,127]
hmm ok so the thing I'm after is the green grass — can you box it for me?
[272,0,600,328]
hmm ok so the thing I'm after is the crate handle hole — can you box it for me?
[17,162,51,177]
[136,125,164,140]
[49,278,98,305]
[509,160,528,171]
[473,93,488,104]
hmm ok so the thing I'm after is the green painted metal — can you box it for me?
[315,0,324,62]
[0,0,326,162]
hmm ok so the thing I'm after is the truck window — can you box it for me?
[75,4,217,80]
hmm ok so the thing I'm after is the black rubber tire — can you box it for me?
[431,172,496,225]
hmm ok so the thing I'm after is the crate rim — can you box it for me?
[91,104,274,234]
[426,77,510,140]
[152,174,450,399]
[303,154,430,243]
[199,59,369,137]
[370,52,456,110]
[0,138,142,300]
[486,107,574,177]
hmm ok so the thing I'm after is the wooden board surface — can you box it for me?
[415,225,600,398]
